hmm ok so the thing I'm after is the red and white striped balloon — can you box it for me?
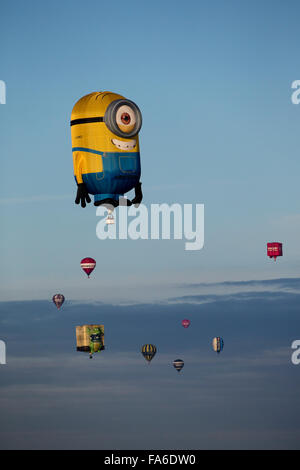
[80,257,96,278]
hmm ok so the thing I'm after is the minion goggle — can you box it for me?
[70,99,142,138]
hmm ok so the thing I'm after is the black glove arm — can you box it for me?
[131,182,143,207]
[75,183,91,208]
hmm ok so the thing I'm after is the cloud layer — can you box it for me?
[0,278,300,449]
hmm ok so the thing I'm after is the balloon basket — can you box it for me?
[106,215,115,225]
[106,208,115,225]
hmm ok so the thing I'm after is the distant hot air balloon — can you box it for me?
[52,294,65,309]
[173,359,184,372]
[80,257,96,278]
[181,319,190,329]
[212,337,224,354]
[141,344,157,363]
[76,324,105,359]
[267,242,282,261]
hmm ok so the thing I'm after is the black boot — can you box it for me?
[131,182,143,207]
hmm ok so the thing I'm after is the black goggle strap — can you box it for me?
[70,116,104,126]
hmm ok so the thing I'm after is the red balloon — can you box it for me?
[182,319,190,328]
[267,242,283,261]
[80,257,96,278]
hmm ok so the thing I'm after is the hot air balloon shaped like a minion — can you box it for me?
[71,92,143,209]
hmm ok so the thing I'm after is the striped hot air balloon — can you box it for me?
[173,359,184,372]
[141,344,157,363]
[52,294,65,309]
[80,257,96,278]
[212,337,224,354]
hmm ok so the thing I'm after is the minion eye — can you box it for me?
[104,99,142,138]
[121,113,130,124]
[116,105,136,133]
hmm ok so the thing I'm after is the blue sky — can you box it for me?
[1,0,300,301]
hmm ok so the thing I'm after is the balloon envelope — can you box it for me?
[71,92,142,208]
[212,337,224,353]
[141,344,157,363]
[267,242,283,261]
[181,319,190,328]
[80,257,96,278]
[76,324,105,354]
[173,358,184,372]
[52,294,65,309]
